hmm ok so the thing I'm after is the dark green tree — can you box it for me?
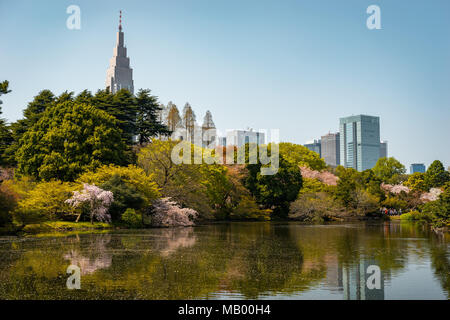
[100,174,146,222]
[74,89,94,104]
[422,182,450,227]
[424,160,450,189]
[244,145,302,218]
[93,89,137,145]
[334,167,359,208]
[16,101,126,181]
[135,89,170,145]
[5,90,56,165]
[0,81,13,166]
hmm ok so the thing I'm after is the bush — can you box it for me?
[230,196,271,221]
[289,192,344,222]
[400,211,429,222]
[121,208,143,228]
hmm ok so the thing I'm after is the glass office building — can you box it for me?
[321,133,340,167]
[380,140,388,159]
[304,139,322,157]
[340,115,380,171]
[410,163,426,174]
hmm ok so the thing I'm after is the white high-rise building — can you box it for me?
[106,11,134,94]
[219,129,265,147]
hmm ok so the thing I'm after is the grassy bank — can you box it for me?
[18,221,113,237]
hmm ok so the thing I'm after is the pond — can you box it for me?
[0,221,448,300]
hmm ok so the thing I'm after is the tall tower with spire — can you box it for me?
[106,11,134,94]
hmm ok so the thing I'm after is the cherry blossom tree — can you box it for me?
[66,184,114,223]
[420,188,443,203]
[150,198,198,227]
[299,166,339,186]
[381,183,410,195]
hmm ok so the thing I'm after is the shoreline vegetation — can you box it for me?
[0,82,449,237]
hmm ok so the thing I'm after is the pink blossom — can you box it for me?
[299,166,339,186]
[151,198,198,227]
[66,184,114,223]
[420,188,443,203]
[381,183,410,195]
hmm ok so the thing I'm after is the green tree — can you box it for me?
[5,90,57,165]
[100,175,146,222]
[77,164,160,207]
[290,192,343,222]
[0,81,13,166]
[424,160,450,189]
[404,172,427,192]
[74,89,94,104]
[93,89,137,145]
[16,101,126,181]
[421,182,450,227]
[245,152,303,218]
[13,180,79,222]
[137,140,214,218]
[334,167,359,208]
[135,89,170,145]
[372,157,406,184]
[279,142,326,171]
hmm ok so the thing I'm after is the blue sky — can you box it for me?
[1,0,449,169]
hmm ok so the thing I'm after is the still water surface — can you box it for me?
[0,221,448,300]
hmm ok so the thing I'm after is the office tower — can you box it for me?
[304,139,322,157]
[321,133,340,167]
[380,141,388,158]
[220,129,265,147]
[340,115,380,171]
[410,163,426,174]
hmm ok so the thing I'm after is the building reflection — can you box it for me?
[324,257,385,300]
[340,259,384,300]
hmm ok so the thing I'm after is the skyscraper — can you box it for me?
[340,115,380,171]
[304,139,321,157]
[380,140,388,158]
[219,129,265,147]
[106,11,134,94]
[321,132,340,167]
[410,163,426,174]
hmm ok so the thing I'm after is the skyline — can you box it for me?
[1,0,449,169]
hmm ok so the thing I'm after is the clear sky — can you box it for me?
[1,0,449,169]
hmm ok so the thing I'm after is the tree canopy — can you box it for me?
[245,151,303,218]
[279,142,326,171]
[372,157,406,184]
[424,160,449,190]
[16,101,126,181]
[0,81,13,166]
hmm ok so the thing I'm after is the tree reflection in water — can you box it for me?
[64,234,112,275]
[0,221,448,299]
